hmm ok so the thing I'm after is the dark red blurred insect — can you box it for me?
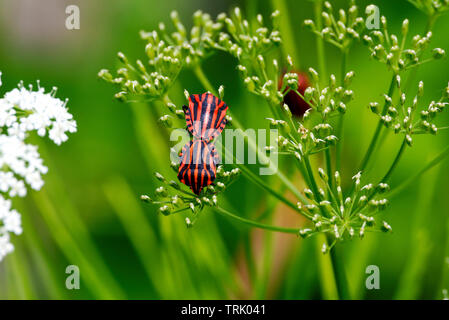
[177,93,228,195]
[279,70,311,117]
[182,93,228,142]
[177,140,219,195]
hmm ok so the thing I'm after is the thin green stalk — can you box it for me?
[222,149,307,214]
[32,190,125,299]
[193,65,217,95]
[103,177,166,297]
[325,149,333,192]
[303,155,321,202]
[381,138,407,183]
[314,0,327,77]
[254,215,274,299]
[404,13,438,96]
[18,199,64,299]
[389,143,449,198]
[270,0,300,67]
[394,167,437,299]
[329,242,351,299]
[295,157,312,188]
[359,74,397,172]
[34,143,126,299]
[336,50,347,171]
[8,242,36,299]
[214,206,299,234]
[356,138,408,213]
[316,234,339,300]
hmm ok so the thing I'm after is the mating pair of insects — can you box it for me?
[177,93,229,195]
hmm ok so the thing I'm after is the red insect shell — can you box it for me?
[279,70,311,117]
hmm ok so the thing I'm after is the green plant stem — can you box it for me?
[336,49,347,171]
[381,138,407,183]
[316,234,339,299]
[313,2,332,190]
[192,65,217,95]
[314,0,327,77]
[215,138,309,215]
[325,148,333,192]
[328,241,351,300]
[303,155,322,202]
[359,74,397,172]
[389,143,449,198]
[214,206,299,234]
[404,12,438,99]
[270,0,300,67]
[255,215,275,299]
[358,138,408,212]
[304,155,332,219]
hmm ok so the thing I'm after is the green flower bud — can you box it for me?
[344,71,355,87]
[159,115,173,128]
[369,102,380,114]
[154,172,165,182]
[303,19,315,31]
[98,69,113,82]
[168,180,180,190]
[140,195,152,203]
[381,221,392,232]
[432,48,445,59]
[159,205,171,216]
[114,92,127,102]
[117,52,128,64]
[156,186,168,198]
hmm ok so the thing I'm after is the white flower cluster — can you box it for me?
[1,82,77,145]
[0,72,77,261]
[0,196,22,261]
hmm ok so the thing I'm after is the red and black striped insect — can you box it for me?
[177,93,229,195]
[177,139,220,195]
[183,93,228,142]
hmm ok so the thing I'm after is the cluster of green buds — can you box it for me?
[212,8,283,106]
[297,170,392,251]
[407,0,449,16]
[98,10,223,102]
[214,8,281,60]
[304,0,365,51]
[369,76,449,146]
[265,66,354,158]
[362,16,445,73]
[301,67,354,121]
[141,166,240,227]
[265,111,337,159]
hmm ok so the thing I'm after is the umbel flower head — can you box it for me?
[0,72,77,262]
[98,10,223,103]
[141,166,240,228]
[298,170,392,251]
[368,75,449,146]
[407,0,449,16]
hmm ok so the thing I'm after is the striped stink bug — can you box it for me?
[177,140,219,195]
[182,93,228,142]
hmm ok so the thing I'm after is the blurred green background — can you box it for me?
[0,0,448,299]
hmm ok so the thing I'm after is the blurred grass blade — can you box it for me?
[315,234,339,300]
[394,168,438,299]
[31,190,125,299]
[394,231,430,299]
[18,199,65,299]
[103,176,168,297]
[7,242,36,299]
